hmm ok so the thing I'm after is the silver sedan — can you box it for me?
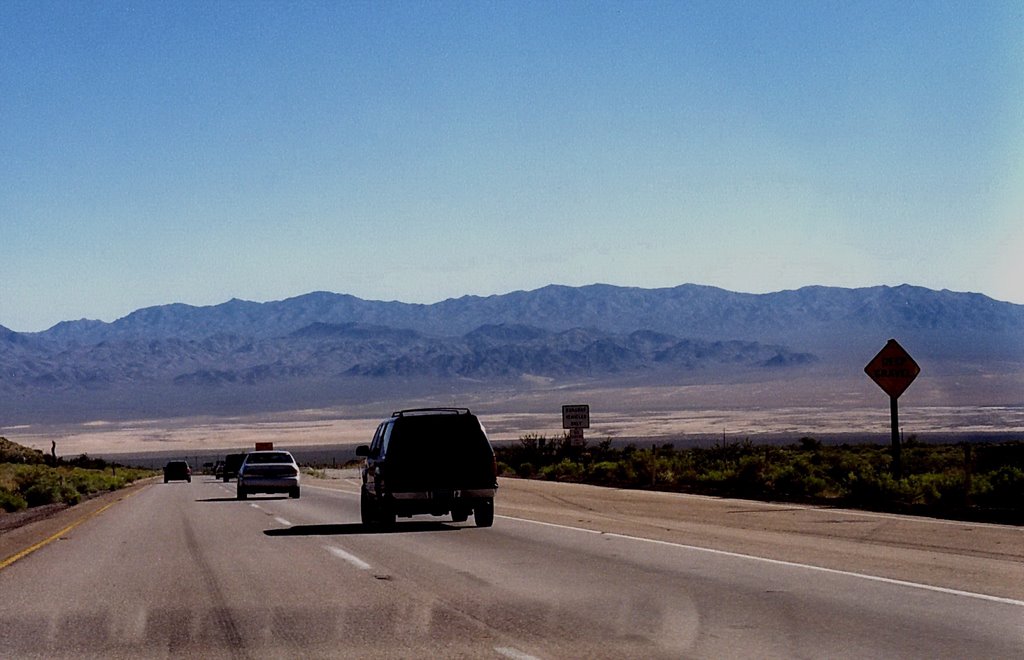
[236,450,300,499]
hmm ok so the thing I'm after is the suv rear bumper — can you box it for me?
[390,488,497,501]
[376,487,496,517]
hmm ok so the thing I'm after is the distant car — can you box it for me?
[236,451,300,499]
[163,460,191,483]
[356,407,497,527]
[213,460,224,478]
[222,453,246,482]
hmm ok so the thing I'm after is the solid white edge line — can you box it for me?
[303,483,360,495]
[268,478,1022,531]
[516,486,1024,533]
[290,478,1024,601]
[765,503,1024,531]
[324,545,372,570]
[495,515,1024,608]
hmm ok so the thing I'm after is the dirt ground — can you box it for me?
[3,394,1022,458]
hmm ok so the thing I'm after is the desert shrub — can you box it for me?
[508,433,571,467]
[624,449,655,485]
[591,438,616,462]
[0,437,47,465]
[540,459,584,482]
[973,465,1024,508]
[0,488,28,512]
[516,462,536,478]
[22,474,79,507]
[733,454,768,497]
[906,472,965,508]
[692,439,755,474]
[797,436,821,451]
[1,463,152,510]
[62,454,110,470]
[903,444,961,475]
[820,449,875,487]
[974,442,1024,472]
[587,460,623,485]
[695,468,733,493]
[493,435,1022,522]
[770,463,828,500]
[845,471,918,510]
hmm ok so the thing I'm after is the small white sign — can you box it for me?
[562,404,590,429]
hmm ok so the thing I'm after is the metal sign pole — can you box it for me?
[864,339,919,481]
[890,396,901,480]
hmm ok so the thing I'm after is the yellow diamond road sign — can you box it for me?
[864,339,920,399]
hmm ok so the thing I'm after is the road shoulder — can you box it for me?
[0,478,155,570]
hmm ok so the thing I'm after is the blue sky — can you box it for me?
[2,1,1022,332]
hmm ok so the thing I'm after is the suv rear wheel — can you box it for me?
[377,500,396,527]
[360,491,375,527]
[474,499,494,527]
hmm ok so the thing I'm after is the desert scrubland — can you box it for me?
[4,378,1022,459]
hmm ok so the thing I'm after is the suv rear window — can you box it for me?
[386,414,491,463]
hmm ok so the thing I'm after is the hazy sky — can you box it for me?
[2,1,1022,332]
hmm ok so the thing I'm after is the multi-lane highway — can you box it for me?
[1,472,1021,658]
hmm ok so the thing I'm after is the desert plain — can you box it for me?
[3,374,1022,461]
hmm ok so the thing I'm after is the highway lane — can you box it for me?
[0,475,1021,659]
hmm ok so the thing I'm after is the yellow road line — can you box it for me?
[0,486,146,571]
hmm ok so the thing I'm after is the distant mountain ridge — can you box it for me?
[31,283,1024,348]
[2,283,1022,422]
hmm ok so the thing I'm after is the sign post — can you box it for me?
[562,404,590,447]
[864,339,920,479]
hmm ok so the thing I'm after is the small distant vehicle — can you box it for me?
[213,460,224,478]
[357,407,497,528]
[236,450,300,499]
[222,453,246,482]
[163,460,191,483]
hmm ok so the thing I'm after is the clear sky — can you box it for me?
[2,1,1022,332]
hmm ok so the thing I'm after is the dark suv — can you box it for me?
[356,408,497,528]
[163,460,191,483]
[222,453,246,482]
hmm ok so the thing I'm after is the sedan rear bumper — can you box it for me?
[239,476,299,493]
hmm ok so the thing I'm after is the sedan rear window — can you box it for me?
[245,452,293,464]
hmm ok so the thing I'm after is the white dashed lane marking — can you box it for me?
[324,545,372,570]
[495,647,541,660]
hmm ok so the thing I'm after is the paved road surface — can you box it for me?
[1,474,1021,658]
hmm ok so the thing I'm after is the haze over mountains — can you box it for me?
[2,284,1022,424]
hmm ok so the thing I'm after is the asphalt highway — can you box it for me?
[1,474,1021,659]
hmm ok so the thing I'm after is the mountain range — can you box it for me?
[2,283,1022,423]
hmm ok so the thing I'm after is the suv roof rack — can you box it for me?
[391,407,471,417]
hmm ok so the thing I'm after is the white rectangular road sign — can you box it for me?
[562,404,590,429]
